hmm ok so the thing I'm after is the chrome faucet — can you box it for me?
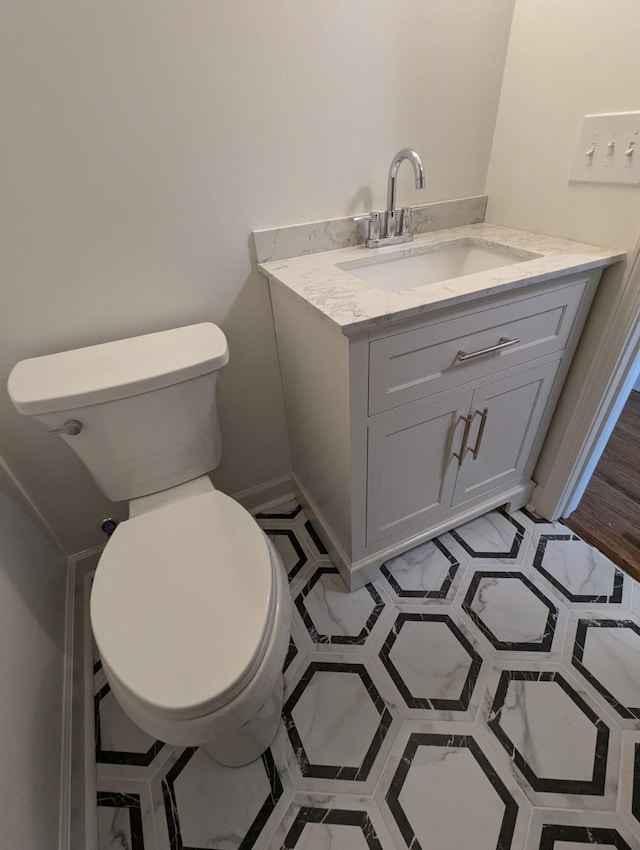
[355,148,426,248]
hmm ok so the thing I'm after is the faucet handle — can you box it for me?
[399,207,412,236]
[353,212,381,244]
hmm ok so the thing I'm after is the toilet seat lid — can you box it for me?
[90,491,274,717]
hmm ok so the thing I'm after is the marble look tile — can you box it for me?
[379,537,464,603]
[252,196,487,263]
[256,504,330,590]
[89,497,640,849]
[262,527,309,582]
[284,663,390,778]
[280,655,400,795]
[446,508,528,564]
[525,807,638,849]
[531,534,629,609]
[284,618,308,688]
[97,793,143,850]
[570,618,640,723]
[155,744,293,850]
[96,787,154,850]
[294,567,390,649]
[255,500,302,519]
[481,665,620,811]
[614,731,640,844]
[374,720,531,850]
[303,519,331,560]
[266,794,396,850]
[374,609,489,721]
[460,570,564,656]
[95,683,165,767]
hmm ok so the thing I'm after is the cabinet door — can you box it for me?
[366,392,471,546]
[452,360,560,506]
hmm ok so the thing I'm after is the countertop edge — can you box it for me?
[258,222,625,338]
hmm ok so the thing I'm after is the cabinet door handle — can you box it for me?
[456,336,520,363]
[451,413,473,467]
[466,407,488,460]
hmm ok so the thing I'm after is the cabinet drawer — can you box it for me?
[368,279,586,414]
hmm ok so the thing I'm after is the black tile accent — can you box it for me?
[633,744,640,824]
[379,613,483,711]
[161,746,283,850]
[304,519,328,555]
[572,619,640,719]
[381,538,460,599]
[532,535,624,604]
[487,670,610,796]
[539,824,633,849]
[256,505,302,519]
[385,733,518,850]
[97,791,145,850]
[263,528,308,581]
[462,571,558,652]
[94,683,165,766]
[282,661,393,781]
[449,508,526,559]
[283,807,382,850]
[283,635,299,673]
[295,567,385,645]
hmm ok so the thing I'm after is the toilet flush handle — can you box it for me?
[46,419,83,437]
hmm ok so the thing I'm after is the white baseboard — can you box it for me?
[290,473,354,586]
[82,572,98,850]
[58,558,76,850]
[231,473,294,514]
[60,550,102,850]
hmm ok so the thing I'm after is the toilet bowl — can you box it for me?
[91,482,291,765]
[7,323,292,766]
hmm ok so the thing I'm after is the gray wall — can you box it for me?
[0,461,68,848]
[485,0,640,492]
[1,0,516,554]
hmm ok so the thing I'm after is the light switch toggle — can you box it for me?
[607,141,616,156]
[585,143,596,157]
[626,141,636,157]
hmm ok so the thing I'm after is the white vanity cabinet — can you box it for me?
[268,268,603,589]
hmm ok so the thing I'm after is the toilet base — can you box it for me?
[203,674,284,766]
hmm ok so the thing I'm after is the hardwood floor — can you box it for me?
[564,389,640,582]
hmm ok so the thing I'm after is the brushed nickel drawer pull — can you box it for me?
[467,408,488,460]
[457,336,520,363]
[451,413,473,467]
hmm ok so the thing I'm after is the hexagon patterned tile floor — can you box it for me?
[91,503,640,850]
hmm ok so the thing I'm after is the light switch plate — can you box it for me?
[570,111,640,185]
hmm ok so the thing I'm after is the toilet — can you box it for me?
[7,323,291,766]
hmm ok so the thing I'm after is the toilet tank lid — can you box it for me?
[7,323,229,415]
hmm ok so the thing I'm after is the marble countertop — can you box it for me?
[258,223,624,336]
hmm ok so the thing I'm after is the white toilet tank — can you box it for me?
[7,324,229,502]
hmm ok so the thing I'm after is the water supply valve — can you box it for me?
[100,518,119,538]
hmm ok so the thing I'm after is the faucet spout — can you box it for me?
[353,146,426,247]
[386,148,426,214]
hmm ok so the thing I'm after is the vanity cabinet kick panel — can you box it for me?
[368,278,587,415]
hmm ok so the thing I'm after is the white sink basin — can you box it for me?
[338,239,541,293]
